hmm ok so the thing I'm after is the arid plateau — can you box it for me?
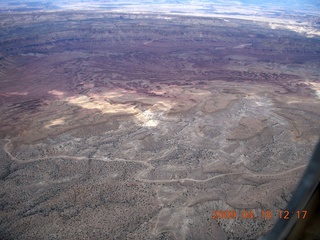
[0,8,320,240]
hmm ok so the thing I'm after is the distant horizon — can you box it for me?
[0,0,319,14]
[1,0,319,39]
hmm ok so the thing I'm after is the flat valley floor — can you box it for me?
[0,11,320,239]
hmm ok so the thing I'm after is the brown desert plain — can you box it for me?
[0,10,320,240]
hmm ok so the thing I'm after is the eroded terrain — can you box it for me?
[0,11,320,239]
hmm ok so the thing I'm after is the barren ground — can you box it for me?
[0,11,320,240]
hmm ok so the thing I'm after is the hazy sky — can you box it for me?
[0,0,319,13]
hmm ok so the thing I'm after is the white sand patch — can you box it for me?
[234,43,252,49]
[67,95,137,114]
[48,90,64,96]
[0,91,28,97]
[308,82,320,98]
[136,110,160,127]
[45,117,67,129]
[269,23,320,37]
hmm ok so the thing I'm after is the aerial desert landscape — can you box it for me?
[0,1,320,239]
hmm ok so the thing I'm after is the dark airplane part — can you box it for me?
[261,140,320,240]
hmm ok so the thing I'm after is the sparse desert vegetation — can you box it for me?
[0,6,320,240]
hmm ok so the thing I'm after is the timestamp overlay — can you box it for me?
[212,209,308,221]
